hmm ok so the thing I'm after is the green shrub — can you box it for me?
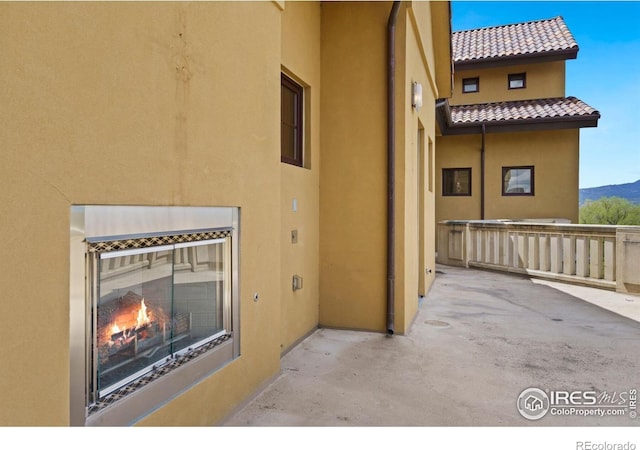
[579,197,640,225]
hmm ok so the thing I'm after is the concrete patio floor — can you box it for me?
[222,265,640,427]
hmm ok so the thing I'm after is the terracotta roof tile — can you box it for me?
[450,97,599,124]
[453,16,578,63]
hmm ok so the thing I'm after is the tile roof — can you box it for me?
[449,97,599,125]
[453,16,578,64]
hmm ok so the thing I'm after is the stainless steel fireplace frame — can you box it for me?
[70,206,240,426]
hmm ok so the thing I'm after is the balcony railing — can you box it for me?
[436,220,640,295]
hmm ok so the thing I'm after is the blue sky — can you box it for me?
[450,0,640,189]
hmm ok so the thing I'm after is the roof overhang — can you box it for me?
[455,47,578,71]
[436,98,600,136]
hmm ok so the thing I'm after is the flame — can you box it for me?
[103,298,154,344]
[135,298,152,329]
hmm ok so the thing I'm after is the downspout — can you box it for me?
[481,123,486,220]
[386,1,400,336]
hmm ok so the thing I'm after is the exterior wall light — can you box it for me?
[412,81,423,111]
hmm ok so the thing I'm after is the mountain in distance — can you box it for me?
[579,179,640,206]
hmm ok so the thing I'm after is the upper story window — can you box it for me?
[508,73,526,89]
[442,168,472,196]
[281,73,304,167]
[462,77,479,94]
[502,166,534,195]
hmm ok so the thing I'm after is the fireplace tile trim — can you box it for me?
[87,229,232,253]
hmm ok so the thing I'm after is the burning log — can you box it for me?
[99,291,167,342]
[110,323,150,342]
[97,291,190,367]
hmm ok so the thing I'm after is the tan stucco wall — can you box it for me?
[320,1,390,332]
[320,2,445,334]
[436,129,580,224]
[430,1,454,98]
[398,3,439,333]
[0,1,283,426]
[280,0,321,354]
[450,61,566,105]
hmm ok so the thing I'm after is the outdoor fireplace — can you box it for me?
[70,206,240,426]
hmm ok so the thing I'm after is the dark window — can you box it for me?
[508,73,526,89]
[442,168,472,196]
[462,77,479,93]
[502,166,534,195]
[281,73,303,167]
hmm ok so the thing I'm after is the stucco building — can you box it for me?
[0,1,451,426]
[0,2,602,428]
[435,16,600,225]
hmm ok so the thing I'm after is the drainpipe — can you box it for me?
[481,123,486,220]
[386,1,400,336]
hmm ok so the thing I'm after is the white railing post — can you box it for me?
[616,227,640,295]
[539,234,550,272]
[499,229,508,266]
[528,234,539,270]
[516,232,527,269]
[575,236,589,277]
[590,237,604,280]
[468,227,475,263]
[465,223,472,267]
[604,237,616,281]
[562,234,576,275]
[488,230,496,264]
[550,234,563,274]
[508,231,518,268]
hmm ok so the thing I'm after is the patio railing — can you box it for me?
[436,220,640,295]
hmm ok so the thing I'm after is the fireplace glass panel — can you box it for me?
[172,240,227,354]
[93,237,230,400]
[97,246,174,397]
